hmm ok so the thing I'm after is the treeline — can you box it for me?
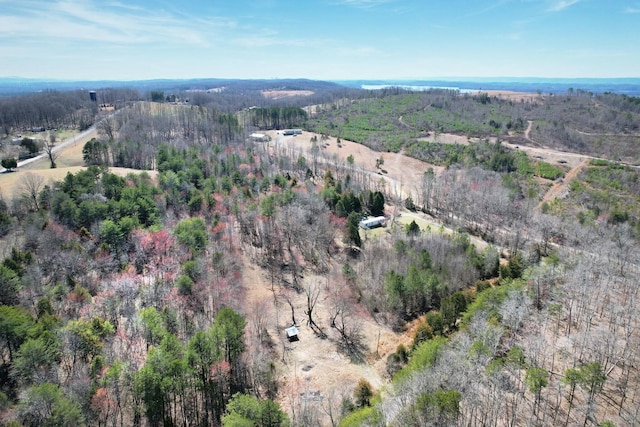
[405,138,563,179]
[156,80,366,113]
[0,88,139,137]
[248,107,308,130]
[0,90,92,135]
[84,103,242,170]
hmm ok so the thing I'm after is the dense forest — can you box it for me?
[0,81,639,426]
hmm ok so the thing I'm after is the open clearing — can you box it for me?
[262,90,314,99]
[265,130,446,200]
[242,255,414,416]
[485,89,543,102]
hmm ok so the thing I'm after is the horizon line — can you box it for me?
[1,76,640,83]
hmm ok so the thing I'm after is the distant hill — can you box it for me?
[3,77,639,97]
[0,77,346,96]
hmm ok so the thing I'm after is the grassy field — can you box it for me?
[0,130,156,201]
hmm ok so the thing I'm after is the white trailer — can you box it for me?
[359,216,386,229]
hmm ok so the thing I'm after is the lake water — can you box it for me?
[353,79,640,96]
[362,84,479,93]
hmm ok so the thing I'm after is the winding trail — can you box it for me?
[524,120,533,141]
[398,115,414,130]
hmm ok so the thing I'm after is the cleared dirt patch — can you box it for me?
[485,90,542,102]
[416,133,474,145]
[262,90,314,99]
[266,130,444,201]
[537,158,589,209]
[242,254,413,421]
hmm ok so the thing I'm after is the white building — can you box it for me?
[359,216,386,229]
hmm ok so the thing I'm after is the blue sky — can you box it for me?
[0,0,638,81]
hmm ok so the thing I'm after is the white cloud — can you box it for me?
[624,6,640,13]
[105,1,145,12]
[547,0,580,12]
[0,0,233,46]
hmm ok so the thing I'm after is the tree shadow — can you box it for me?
[337,336,368,364]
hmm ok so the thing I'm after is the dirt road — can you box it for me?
[538,158,589,209]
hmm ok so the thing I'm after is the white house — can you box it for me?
[359,216,386,230]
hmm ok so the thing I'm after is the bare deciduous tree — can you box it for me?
[304,283,326,338]
[43,139,58,169]
[281,290,297,327]
[329,298,366,362]
[18,173,45,211]
[97,116,118,141]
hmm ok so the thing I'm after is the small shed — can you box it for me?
[250,132,269,142]
[285,325,299,341]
